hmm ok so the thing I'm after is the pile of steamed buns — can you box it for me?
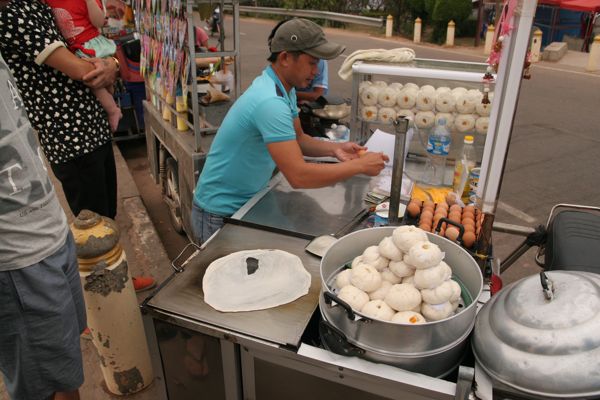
[335,226,462,324]
[358,81,492,135]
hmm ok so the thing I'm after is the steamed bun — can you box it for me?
[338,285,369,311]
[421,301,454,321]
[369,280,392,301]
[404,241,444,269]
[378,236,403,261]
[391,310,426,324]
[384,283,422,312]
[335,268,353,289]
[361,299,395,321]
[392,225,428,253]
[413,261,452,289]
[350,263,382,292]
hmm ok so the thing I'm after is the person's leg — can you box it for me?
[191,201,224,244]
[93,86,122,132]
[51,142,117,219]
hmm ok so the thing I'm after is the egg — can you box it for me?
[445,226,460,241]
[407,202,421,218]
[448,211,462,223]
[449,204,462,214]
[464,205,475,214]
[419,222,432,232]
[420,209,434,220]
[434,208,448,218]
[461,216,475,227]
[462,231,476,248]
[436,202,449,211]
[462,220,476,232]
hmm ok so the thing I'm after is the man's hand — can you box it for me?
[82,57,118,89]
[333,142,367,162]
[355,152,389,176]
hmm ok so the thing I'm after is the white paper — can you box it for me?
[363,128,414,169]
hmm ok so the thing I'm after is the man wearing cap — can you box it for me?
[191,18,388,244]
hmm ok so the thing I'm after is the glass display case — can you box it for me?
[350,59,495,188]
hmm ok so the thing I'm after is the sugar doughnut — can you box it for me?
[391,310,426,324]
[335,269,353,289]
[467,89,483,102]
[369,280,392,301]
[414,111,435,129]
[378,87,398,107]
[435,112,454,128]
[359,81,372,96]
[389,82,404,90]
[380,267,403,284]
[420,84,436,93]
[403,82,419,91]
[455,93,476,114]
[378,107,397,124]
[338,285,369,311]
[451,87,468,98]
[405,241,444,270]
[372,80,388,88]
[350,263,382,292]
[436,86,452,95]
[455,114,476,133]
[361,299,395,321]
[392,225,428,253]
[416,89,436,111]
[395,108,414,121]
[360,106,378,121]
[360,85,379,106]
[475,116,489,134]
[421,301,454,321]
[436,91,456,113]
[384,283,422,312]
[396,88,418,109]
[378,236,403,261]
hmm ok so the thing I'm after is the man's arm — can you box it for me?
[294,118,364,161]
[267,140,387,189]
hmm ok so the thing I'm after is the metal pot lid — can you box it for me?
[473,271,600,398]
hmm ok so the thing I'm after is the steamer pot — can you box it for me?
[473,271,600,399]
[319,227,483,377]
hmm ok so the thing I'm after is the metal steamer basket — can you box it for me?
[319,227,483,377]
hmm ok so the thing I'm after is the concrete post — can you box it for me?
[586,35,600,72]
[385,14,393,38]
[446,20,455,47]
[530,28,543,62]
[484,24,495,55]
[71,211,154,396]
[414,17,422,43]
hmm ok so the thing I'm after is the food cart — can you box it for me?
[136,1,600,399]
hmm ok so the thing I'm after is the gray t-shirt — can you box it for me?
[0,52,69,271]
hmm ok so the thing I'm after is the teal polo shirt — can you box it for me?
[193,66,298,216]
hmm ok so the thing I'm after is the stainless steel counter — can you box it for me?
[146,224,321,348]
[230,173,372,239]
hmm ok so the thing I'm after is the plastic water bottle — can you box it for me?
[423,118,451,185]
[452,135,477,202]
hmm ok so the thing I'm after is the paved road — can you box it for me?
[119,17,600,285]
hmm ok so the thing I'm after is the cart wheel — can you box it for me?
[165,157,184,234]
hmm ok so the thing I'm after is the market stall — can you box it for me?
[137,0,600,399]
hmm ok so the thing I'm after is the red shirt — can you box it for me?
[46,0,103,56]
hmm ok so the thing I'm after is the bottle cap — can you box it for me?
[464,135,474,144]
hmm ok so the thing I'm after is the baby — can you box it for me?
[47,0,122,132]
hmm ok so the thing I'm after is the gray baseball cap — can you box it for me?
[269,18,346,60]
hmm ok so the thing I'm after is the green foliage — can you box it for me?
[431,0,472,25]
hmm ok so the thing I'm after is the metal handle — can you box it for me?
[171,242,202,273]
[319,320,365,357]
[540,271,554,301]
[323,291,356,320]
[435,217,466,241]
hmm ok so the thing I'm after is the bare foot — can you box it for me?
[108,108,123,132]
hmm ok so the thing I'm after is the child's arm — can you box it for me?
[86,0,106,29]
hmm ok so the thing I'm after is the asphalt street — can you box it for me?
[119,16,600,285]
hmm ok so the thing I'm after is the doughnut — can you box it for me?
[416,89,436,111]
[435,91,456,113]
[384,283,422,312]
[436,86,452,95]
[350,263,382,292]
[378,87,398,107]
[360,106,378,121]
[361,299,395,321]
[467,89,483,102]
[405,241,444,270]
[435,112,454,129]
[396,88,418,109]
[420,84,436,93]
[391,310,426,324]
[360,85,379,106]
[378,107,397,124]
[451,87,468,98]
[338,285,369,311]
[389,82,404,91]
[455,93,476,114]
[359,81,372,96]
[475,116,489,134]
[395,108,415,121]
[403,82,419,91]
[455,114,476,133]
[372,80,388,88]
[414,111,436,129]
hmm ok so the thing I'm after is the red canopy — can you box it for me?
[561,0,600,13]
